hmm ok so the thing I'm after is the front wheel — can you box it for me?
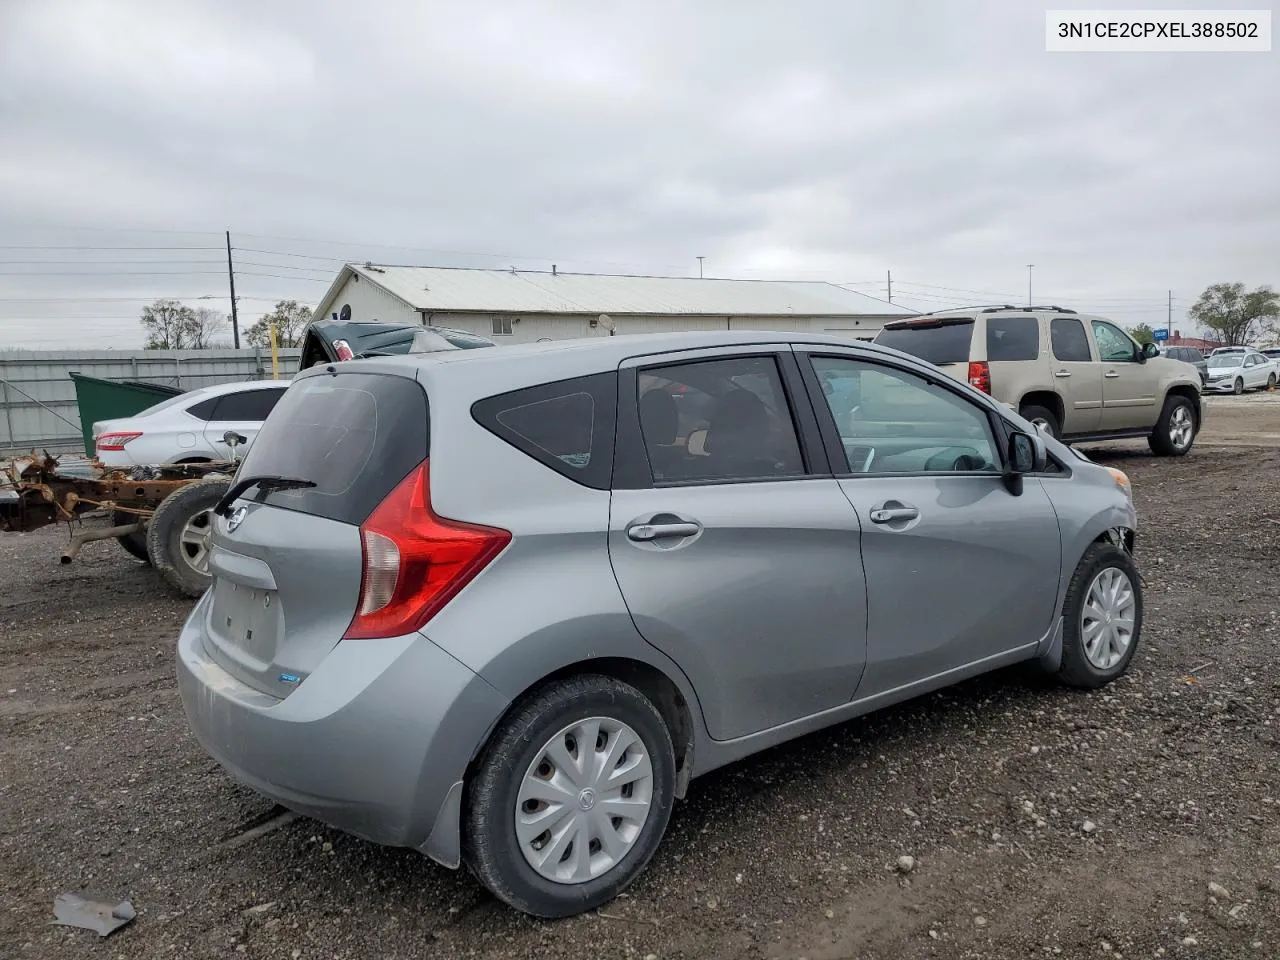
[1147,395,1197,457]
[1057,542,1143,689]
[1233,377,1244,395]
[463,675,676,918]
[1268,373,1276,390]
[146,479,230,598]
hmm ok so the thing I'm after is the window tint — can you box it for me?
[471,372,616,490]
[1051,318,1092,362]
[210,387,286,422]
[185,395,221,421]
[636,355,805,483]
[875,319,974,364]
[1092,321,1137,362]
[809,356,1000,475]
[986,316,1040,361]
[234,373,428,525]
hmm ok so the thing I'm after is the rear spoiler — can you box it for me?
[882,316,975,330]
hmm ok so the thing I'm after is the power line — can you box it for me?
[0,270,228,276]
[237,271,332,282]
[0,245,222,251]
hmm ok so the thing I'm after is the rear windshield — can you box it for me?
[876,319,974,364]
[234,372,428,525]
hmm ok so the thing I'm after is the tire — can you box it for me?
[111,510,150,565]
[1057,542,1143,689]
[463,675,677,919]
[1147,394,1197,457]
[1233,377,1244,395]
[1268,373,1276,390]
[146,479,230,598]
[1019,403,1060,439]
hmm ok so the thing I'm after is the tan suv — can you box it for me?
[875,305,1203,456]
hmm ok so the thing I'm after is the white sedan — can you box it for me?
[92,380,290,467]
[1203,350,1278,394]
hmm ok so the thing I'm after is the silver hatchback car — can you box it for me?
[177,331,1143,918]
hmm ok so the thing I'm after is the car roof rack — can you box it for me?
[1025,305,1078,314]
[904,305,1017,318]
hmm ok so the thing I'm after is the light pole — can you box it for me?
[1026,264,1034,307]
[696,256,706,278]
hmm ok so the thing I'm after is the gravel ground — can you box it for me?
[2,429,1278,959]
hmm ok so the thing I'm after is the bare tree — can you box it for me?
[140,299,196,349]
[245,300,312,348]
[187,307,228,349]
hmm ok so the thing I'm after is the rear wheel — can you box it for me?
[111,510,150,564]
[1019,403,1060,439]
[146,479,230,598]
[1057,542,1143,689]
[463,675,676,919]
[1147,395,1196,457]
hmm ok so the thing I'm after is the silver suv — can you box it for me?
[875,306,1203,455]
[177,331,1143,918]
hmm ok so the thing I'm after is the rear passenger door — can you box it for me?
[201,386,287,458]
[795,348,1062,702]
[607,346,868,742]
[1048,317,1102,435]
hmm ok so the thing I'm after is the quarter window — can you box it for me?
[809,356,1000,475]
[985,316,1040,361]
[636,356,805,484]
[1091,321,1138,363]
[1051,318,1092,362]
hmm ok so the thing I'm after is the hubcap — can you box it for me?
[1081,567,1136,670]
[179,509,214,574]
[1169,405,1194,449]
[516,717,654,884]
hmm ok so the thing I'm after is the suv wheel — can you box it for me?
[464,675,677,918]
[1147,395,1196,457]
[1057,542,1143,689]
[1019,404,1060,439]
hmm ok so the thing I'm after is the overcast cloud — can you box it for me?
[0,0,1276,347]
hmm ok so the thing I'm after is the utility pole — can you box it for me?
[1168,289,1172,327]
[887,270,892,303]
[1026,264,1034,307]
[226,230,240,349]
[696,256,706,279]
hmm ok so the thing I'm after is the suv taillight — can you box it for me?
[332,339,355,361]
[343,460,511,640]
[96,431,143,451]
[967,361,991,394]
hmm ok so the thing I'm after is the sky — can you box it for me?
[0,0,1277,349]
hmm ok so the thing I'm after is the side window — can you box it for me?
[471,372,616,489]
[985,316,1040,361]
[636,355,805,484]
[1051,318,1092,362]
[1091,321,1138,363]
[810,356,1000,475]
[185,396,220,421]
[210,388,286,422]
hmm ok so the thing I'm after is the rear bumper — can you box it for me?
[176,593,509,863]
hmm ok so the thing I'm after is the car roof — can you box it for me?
[881,306,1108,325]
[181,378,291,400]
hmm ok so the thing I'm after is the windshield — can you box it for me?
[1208,355,1242,369]
[875,319,975,364]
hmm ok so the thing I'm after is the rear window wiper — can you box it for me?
[214,475,317,516]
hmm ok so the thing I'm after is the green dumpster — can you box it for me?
[69,373,184,457]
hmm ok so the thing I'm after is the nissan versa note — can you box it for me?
[177,331,1143,918]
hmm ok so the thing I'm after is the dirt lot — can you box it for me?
[2,397,1279,960]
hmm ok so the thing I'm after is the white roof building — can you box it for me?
[313,264,913,343]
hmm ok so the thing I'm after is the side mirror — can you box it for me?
[1005,430,1047,485]
[1140,342,1159,362]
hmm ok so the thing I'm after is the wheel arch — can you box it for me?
[1163,385,1202,428]
[1018,390,1065,427]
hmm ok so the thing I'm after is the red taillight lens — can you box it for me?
[333,339,355,361]
[342,461,511,640]
[967,361,991,394]
[96,431,143,451]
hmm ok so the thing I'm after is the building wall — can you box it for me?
[418,312,893,344]
[321,274,419,327]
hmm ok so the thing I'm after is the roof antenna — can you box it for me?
[552,264,557,276]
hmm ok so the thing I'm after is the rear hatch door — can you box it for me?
[200,366,429,697]
[874,317,975,379]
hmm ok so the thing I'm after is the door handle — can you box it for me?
[1104,371,1120,379]
[869,505,920,524]
[627,521,701,542]
[1054,370,1072,378]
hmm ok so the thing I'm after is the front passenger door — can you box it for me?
[1090,320,1158,430]
[800,351,1062,702]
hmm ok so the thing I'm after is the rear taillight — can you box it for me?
[967,361,991,394]
[343,460,511,640]
[333,339,355,361]
[96,431,143,452]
